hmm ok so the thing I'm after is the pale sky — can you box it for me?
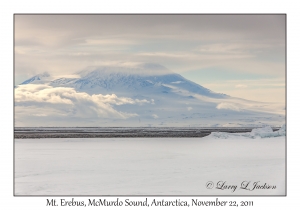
[15,14,285,103]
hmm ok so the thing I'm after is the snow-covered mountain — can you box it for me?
[21,64,227,98]
[15,64,285,127]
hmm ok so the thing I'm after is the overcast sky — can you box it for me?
[15,14,285,103]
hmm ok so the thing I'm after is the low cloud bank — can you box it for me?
[15,84,149,119]
[216,102,240,111]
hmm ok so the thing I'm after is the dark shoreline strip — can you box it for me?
[14,128,279,139]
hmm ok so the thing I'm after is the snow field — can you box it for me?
[15,131,285,195]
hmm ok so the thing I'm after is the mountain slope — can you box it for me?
[20,72,50,85]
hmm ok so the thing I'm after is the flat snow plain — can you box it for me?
[15,129,285,195]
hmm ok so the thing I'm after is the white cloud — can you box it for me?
[32,113,47,117]
[187,107,193,111]
[152,114,159,119]
[171,81,184,84]
[15,84,149,119]
[235,84,248,88]
[216,103,240,111]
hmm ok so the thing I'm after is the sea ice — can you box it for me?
[210,124,286,139]
[15,133,285,195]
